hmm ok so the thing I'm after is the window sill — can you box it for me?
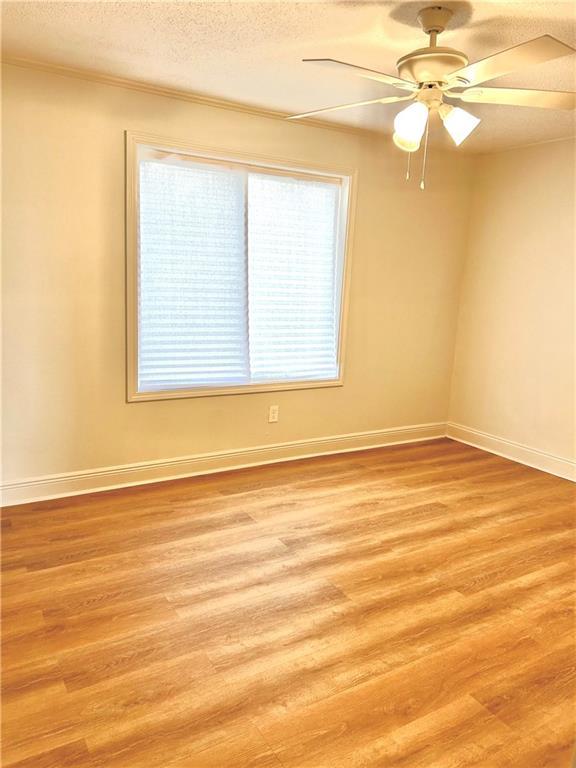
[127,377,344,403]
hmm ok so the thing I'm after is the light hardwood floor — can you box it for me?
[2,438,575,767]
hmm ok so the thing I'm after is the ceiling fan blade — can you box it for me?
[447,35,576,87]
[303,58,418,91]
[457,86,576,110]
[287,94,414,120]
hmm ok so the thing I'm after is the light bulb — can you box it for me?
[439,105,480,146]
[392,102,429,153]
[393,133,421,152]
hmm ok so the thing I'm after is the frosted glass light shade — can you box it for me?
[440,105,481,146]
[392,102,429,153]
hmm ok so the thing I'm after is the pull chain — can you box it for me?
[406,152,411,181]
[420,116,430,190]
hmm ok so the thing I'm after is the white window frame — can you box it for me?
[125,131,356,402]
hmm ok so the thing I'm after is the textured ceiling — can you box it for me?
[2,1,576,152]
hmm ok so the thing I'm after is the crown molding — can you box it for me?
[5,56,572,155]
[475,133,576,157]
[2,56,380,140]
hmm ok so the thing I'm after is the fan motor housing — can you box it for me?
[396,47,468,85]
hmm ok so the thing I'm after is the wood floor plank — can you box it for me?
[1,658,67,707]
[5,740,96,768]
[1,536,290,618]
[2,439,574,767]
[521,597,576,650]
[89,716,284,768]
[2,595,180,669]
[2,652,214,763]
[472,643,576,731]
[57,620,216,692]
[362,695,513,767]
[255,623,541,766]
[483,707,576,767]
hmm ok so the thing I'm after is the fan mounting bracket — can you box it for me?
[417,6,454,35]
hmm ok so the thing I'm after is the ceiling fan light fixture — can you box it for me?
[439,104,481,146]
[392,101,429,152]
[291,12,576,171]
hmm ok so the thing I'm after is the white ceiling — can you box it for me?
[2,1,576,152]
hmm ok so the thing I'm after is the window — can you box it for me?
[126,134,353,401]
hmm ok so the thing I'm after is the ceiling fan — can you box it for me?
[288,5,576,160]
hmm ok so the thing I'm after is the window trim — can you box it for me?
[125,130,356,402]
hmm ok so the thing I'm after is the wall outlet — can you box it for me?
[268,405,279,423]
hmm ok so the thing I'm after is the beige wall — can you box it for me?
[449,139,576,464]
[2,64,473,484]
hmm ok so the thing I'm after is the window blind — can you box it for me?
[137,150,346,394]
[247,173,340,382]
[138,160,248,392]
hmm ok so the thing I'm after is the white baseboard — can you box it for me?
[446,422,576,482]
[4,420,573,506]
[1,422,445,506]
